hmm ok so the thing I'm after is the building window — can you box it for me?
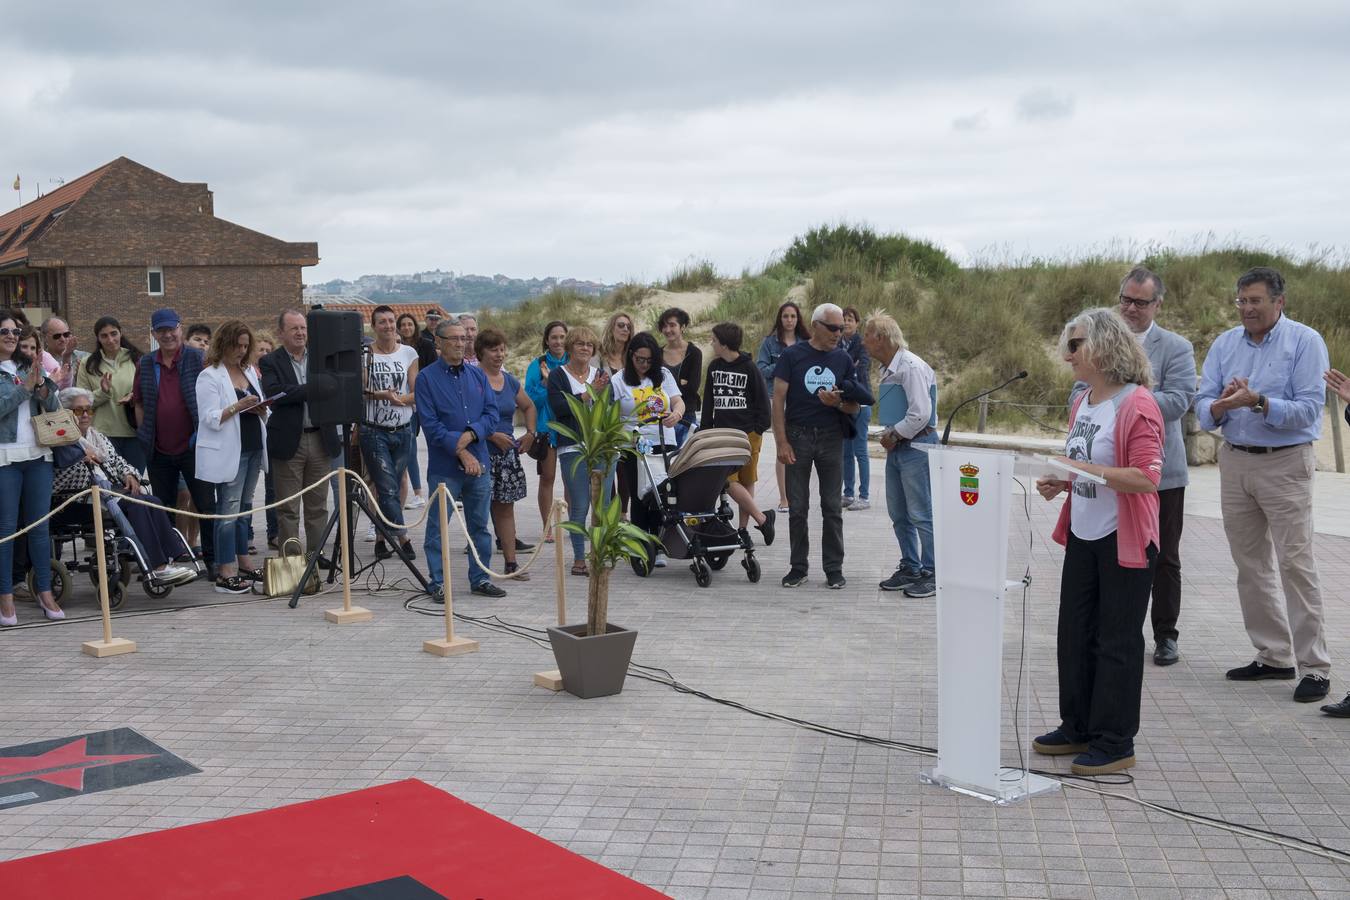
[147,267,164,296]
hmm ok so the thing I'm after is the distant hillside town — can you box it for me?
[304,270,618,311]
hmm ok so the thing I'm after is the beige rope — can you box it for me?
[2,465,566,582]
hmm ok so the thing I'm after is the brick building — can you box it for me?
[0,157,318,337]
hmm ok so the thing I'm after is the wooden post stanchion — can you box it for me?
[81,486,137,658]
[326,469,372,623]
[533,499,567,690]
[424,483,479,656]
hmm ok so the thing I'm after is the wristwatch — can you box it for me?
[1252,394,1266,414]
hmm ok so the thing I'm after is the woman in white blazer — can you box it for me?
[196,319,269,594]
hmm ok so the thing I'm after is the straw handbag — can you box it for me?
[263,539,318,597]
[31,402,80,447]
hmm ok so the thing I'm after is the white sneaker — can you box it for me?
[365,523,377,542]
[653,552,669,568]
[848,498,870,511]
[841,495,855,509]
[155,565,197,585]
[405,493,426,510]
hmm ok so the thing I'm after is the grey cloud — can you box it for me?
[1016,88,1074,122]
[952,110,989,132]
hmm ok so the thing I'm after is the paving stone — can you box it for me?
[3,445,1349,898]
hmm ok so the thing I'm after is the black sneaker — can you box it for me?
[374,540,393,560]
[1032,729,1089,756]
[826,572,846,590]
[398,541,416,561]
[781,571,807,588]
[1226,661,1296,681]
[879,568,921,591]
[497,537,535,552]
[1294,674,1331,703]
[214,575,250,595]
[1070,748,1136,776]
[903,576,936,598]
[471,581,506,598]
[753,509,776,546]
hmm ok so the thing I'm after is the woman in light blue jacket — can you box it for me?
[754,301,809,513]
[0,309,63,625]
[523,320,568,539]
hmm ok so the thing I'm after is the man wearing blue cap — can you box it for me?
[132,308,216,577]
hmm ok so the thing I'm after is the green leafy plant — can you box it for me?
[549,386,658,636]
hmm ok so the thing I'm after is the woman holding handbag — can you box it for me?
[0,309,65,625]
[195,319,269,595]
[75,316,145,475]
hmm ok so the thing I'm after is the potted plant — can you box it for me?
[547,385,658,698]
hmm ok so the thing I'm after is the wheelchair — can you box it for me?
[23,492,201,610]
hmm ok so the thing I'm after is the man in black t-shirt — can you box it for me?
[771,303,874,589]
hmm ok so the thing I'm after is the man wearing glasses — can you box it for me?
[772,302,874,589]
[1196,267,1331,703]
[1072,268,1195,666]
[416,319,504,599]
[42,316,89,390]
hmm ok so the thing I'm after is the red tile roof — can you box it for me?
[0,162,115,267]
[325,303,450,326]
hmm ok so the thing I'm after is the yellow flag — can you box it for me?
[11,175,18,191]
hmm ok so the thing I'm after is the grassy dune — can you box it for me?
[477,235,1349,435]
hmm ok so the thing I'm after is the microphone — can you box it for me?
[940,370,1029,445]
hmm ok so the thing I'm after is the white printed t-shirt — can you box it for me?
[365,343,419,428]
[1066,390,1121,541]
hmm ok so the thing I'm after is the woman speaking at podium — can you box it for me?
[1033,307,1164,776]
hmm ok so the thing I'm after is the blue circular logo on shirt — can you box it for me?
[803,366,837,394]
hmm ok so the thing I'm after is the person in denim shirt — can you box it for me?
[0,309,64,625]
[417,319,503,599]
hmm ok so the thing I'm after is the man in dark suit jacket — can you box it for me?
[260,309,341,560]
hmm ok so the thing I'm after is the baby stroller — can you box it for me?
[41,489,202,610]
[629,427,760,588]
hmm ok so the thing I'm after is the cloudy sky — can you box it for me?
[5,1,1349,283]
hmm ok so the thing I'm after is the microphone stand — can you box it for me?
[940,371,1029,445]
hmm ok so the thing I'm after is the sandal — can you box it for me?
[504,561,530,581]
[570,561,588,577]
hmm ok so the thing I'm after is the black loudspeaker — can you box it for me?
[306,309,365,426]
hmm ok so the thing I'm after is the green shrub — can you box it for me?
[784,222,960,280]
[664,259,720,292]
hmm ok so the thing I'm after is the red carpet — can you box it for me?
[0,778,668,899]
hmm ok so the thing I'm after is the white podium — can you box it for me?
[916,445,1061,804]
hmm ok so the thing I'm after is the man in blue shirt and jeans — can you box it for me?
[416,319,504,599]
[1196,267,1331,704]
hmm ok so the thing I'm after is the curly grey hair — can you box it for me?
[59,386,95,409]
[1059,308,1153,388]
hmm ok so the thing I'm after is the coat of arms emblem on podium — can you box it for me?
[959,463,980,506]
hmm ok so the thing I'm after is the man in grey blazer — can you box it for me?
[1074,267,1196,665]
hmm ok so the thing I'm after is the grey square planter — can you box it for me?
[547,623,638,699]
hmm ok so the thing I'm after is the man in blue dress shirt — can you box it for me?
[1195,267,1331,703]
[416,319,505,599]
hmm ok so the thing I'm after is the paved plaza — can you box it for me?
[2,435,1349,899]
